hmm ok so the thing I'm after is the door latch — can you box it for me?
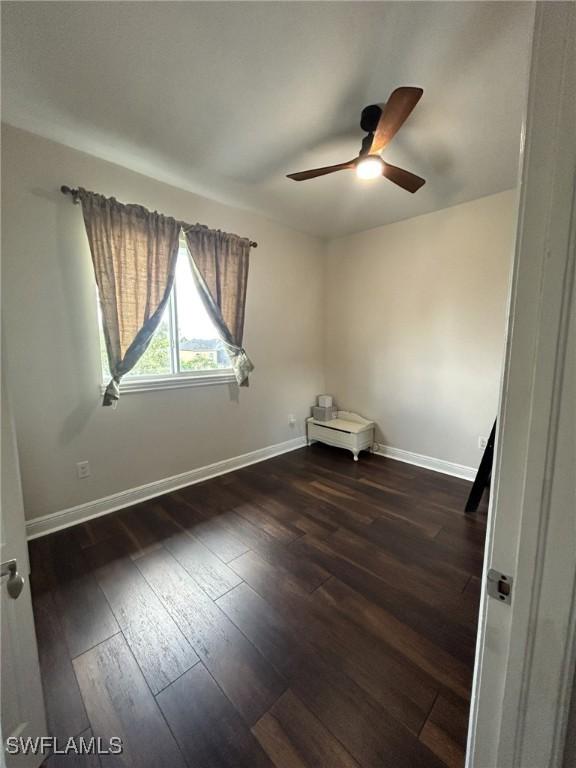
[1,558,25,599]
[487,568,513,605]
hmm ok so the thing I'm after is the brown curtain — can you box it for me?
[184,225,254,385]
[78,189,181,406]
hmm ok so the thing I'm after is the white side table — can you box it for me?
[306,411,375,461]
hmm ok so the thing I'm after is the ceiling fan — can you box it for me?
[287,87,425,193]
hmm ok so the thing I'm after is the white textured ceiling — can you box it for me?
[1,2,533,237]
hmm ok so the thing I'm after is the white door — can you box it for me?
[1,371,47,767]
[467,3,576,768]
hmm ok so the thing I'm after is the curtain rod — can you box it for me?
[60,185,258,248]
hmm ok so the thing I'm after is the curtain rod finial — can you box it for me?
[61,185,80,203]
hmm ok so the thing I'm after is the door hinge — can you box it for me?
[487,568,513,605]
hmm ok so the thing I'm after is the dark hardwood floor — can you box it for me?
[29,444,487,768]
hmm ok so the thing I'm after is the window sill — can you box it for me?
[99,371,237,395]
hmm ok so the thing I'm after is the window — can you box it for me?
[99,244,233,390]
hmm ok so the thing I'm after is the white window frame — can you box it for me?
[99,244,236,394]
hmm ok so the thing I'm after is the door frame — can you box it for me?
[467,3,576,767]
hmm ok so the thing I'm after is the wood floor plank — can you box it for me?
[157,663,273,768]
[131,500,244,599]
[265,463,443,541]
[230,543,328,597]
[292,534,478,665]
[220,476,304,542]
[253,714,309,768]
[322,527,470,602]
[464,575,482,600]
[233,499,302,542]
[181,483,282,550]
[233,465,360,538]
[225,471,334,538]
[72,515,123,550]
[216,582,442,767]
[252,540,330,593]
[369,517,483,577]
[136,546,286,724]
[73,633,186,768]
[165,492,251,562]
[433,526,486,572]
[420,694,470,768]
[268,453,432,525]
[253,690,360,768]
[317,577,472,700]
[287,479,378,527]
[288,646,445,768]
[281,448,476,537]
[223,480,337,541]
[31,587,89,741]
[229,549,311,602]
[30,531,119,658]
[162,526,243,599]
[218,577,436,735]
[85,536,199,694]
[216,581,306,678]
[115,504,165,557]
[301,589,438,727]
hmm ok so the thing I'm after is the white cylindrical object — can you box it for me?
[318,394,333,408]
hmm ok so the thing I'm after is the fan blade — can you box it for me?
[287,160,356,181]
[370,87,423,154]
[382,162,426,193]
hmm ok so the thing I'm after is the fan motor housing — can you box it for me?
[360,104,382,133]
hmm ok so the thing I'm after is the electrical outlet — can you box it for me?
[288,414,296,427]
[478,436,488,450]
[76,460,91,479]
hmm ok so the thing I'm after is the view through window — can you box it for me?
[99,245,231,380]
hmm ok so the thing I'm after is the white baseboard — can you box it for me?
[26,436,475,539]
[374,443,476,481]
[26,436,307,540]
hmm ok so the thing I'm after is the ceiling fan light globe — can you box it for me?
[356,156,383,180]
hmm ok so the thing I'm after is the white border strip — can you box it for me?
[374,443,476,481]
[26,436,306,540]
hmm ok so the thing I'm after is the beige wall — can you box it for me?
[1,125,515,521]
[1,126,325,520]
[323,190,516,469]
